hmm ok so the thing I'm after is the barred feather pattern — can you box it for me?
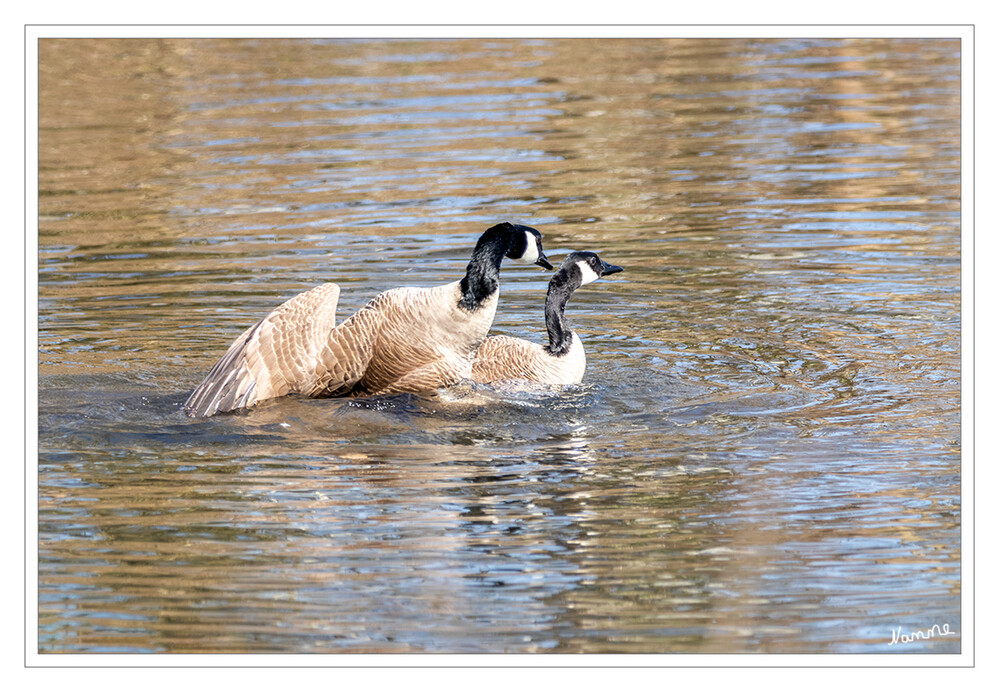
[183,283,342,417]
[470,332,586,385]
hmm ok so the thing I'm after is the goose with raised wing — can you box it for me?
[470,251,623,386]
[184,222,552,417]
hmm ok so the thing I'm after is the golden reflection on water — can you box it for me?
[38,37,960,654]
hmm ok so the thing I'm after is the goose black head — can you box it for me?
[559,251,624,287]
[493,223,553,270]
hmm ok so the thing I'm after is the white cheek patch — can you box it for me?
[517,231,540,264]
[576,260,600,285]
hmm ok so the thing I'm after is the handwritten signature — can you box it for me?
[890,623,956,645]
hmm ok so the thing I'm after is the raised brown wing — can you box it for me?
[184,283,342,417]
[306,298,383,398]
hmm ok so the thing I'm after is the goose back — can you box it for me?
[471,331,585,385]
[315,280,499,397]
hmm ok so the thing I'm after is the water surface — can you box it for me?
[37,37,961,654]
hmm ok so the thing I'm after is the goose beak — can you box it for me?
[601,261,623,276]
[536,252,554,270]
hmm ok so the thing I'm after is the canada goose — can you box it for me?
[183,222,552,417]
[470,251,623,386]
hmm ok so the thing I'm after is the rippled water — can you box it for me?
[36,37,961,655]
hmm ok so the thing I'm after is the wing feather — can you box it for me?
[307,301,382,398]
[184,283,341,417]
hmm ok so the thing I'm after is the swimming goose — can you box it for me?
[470,251,622,386]
[183,222,552,417]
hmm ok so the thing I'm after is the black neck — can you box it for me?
[458,227,513,311]
[543,272,578,356]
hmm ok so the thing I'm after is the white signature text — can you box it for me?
[889,623,955,645]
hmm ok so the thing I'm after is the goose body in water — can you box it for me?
[470,251,623,386]
[184,222,552,417]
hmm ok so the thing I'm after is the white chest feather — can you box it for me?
[555,332,586,383]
